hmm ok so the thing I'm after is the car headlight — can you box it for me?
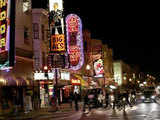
[141,96,145,99]
[123,98,126,101]
[151,96,155,99]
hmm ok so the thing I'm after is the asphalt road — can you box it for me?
[36,102,160,120]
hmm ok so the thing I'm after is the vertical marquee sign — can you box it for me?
[49,0,65,52]
[66,14,84,70]
[0,0,15,70]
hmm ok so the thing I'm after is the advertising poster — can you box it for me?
[48,0,66,65]
[66,14,84,71]
[94,58,104,77]
[49,0,64,35]
[0,0,15,70]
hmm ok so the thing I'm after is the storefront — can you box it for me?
[34,70,55,108]
[71,74,81,94]
[33,69,72,107]
[0,73,33,114]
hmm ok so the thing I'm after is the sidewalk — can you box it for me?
[0,102,83,120]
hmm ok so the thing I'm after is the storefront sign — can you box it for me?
[50,34,65,52]
[66,14,84,70]
[34,72,54,80]
[61,71,70,80]
[71,79,81,85]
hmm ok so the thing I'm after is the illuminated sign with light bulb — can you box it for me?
[66,14,84,70]
[0,0,8,53]
[0,0,15,70]
[71,79,81,85]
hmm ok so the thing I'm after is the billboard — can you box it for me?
[49,0,64,35]
[48,0,66,53]
[50,34,65,52]
[0,0,15,70]
[94,59,104,77]
[66,14,84,71]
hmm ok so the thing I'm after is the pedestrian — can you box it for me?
[98,91,104,107]
[83,91,90,112]
[74,92,79,111]
[124,91,132,107]
[69,92,73,108]
[112,91,117,109]
[105,92,109,108]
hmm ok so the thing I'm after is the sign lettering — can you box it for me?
[51,34,65,52]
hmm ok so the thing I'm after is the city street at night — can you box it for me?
[0,0,159,120]
[35,102,160,120]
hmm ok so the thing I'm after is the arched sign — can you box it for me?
[66,14,84,70]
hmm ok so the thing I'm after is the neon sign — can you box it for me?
[0,0,7,52]
[69,46,80,66]
[71,79,81,85]
[66,14,84,71]
[0,0,15,70]
[51,34,65,52]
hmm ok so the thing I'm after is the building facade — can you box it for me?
[0,0,34,114]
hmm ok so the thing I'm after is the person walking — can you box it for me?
[105,92,109,108]
[74,92,79,111]
[83,91,90,112]
[98,91,104,107]
[69,92,73,109]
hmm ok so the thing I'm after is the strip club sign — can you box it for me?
[66,14,84,71]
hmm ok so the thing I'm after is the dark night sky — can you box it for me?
[33,1,159,75]
[63,1,159,75]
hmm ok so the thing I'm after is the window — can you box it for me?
[41,24,45,41]
[24,26,29,44]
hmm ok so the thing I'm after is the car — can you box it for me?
[141,90,156,103]
[87,88,102,108]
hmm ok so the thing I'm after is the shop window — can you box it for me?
[24,26,29,44]
[41,24,45,41]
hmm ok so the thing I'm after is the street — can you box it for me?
[36,102,160,120]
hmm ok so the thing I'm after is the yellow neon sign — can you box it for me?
[0,0,7,50]
[0,11,6,21]
[0,0,6,8]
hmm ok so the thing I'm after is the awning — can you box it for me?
[4,75,17,86]
[0,74,32,86]
[16,76,27,86]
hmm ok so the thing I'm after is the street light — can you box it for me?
[86,64,91,70]
[143,81,147,85]
[44,66,48,70]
